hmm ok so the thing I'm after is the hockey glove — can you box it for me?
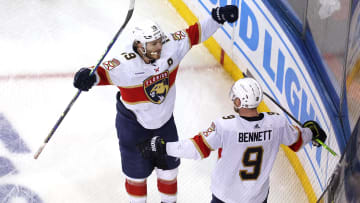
[137,136,167,159]
[211,5,239,24]
[302,120,327,147]
[73,68,96,91]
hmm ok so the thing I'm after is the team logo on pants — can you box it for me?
[143,71,169,104]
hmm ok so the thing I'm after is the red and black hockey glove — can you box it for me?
[302,120,327,147]
[211,5,239,24]
[73,68,96,91]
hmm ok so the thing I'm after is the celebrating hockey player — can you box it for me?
[73,5,238,203]
[137,78,327,203]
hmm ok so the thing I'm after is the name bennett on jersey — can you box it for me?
[238,130,272,143]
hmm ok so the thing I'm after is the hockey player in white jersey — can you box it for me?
[137,78,327,203]
[73,5,239,203]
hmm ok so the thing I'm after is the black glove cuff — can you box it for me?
[303,120,327,147]
[211,7,225,24]
[302,121,319,136]
[211,5,238,24]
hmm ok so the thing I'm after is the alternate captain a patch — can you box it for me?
[143,71,169,104]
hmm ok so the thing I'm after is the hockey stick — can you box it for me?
[263,91,338,156]
[34,0,135,159]
[242,72,337,156]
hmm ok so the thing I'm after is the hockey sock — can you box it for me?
[156,168,178,203]
[125,178,147,203]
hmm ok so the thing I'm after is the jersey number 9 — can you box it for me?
[239,146,263,180]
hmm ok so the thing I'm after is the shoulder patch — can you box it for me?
[102,58,120,70]
[200,122,216,137]
[210,122,216,131]
[171,31,186,41]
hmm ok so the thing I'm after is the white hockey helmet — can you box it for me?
[132,19,164,52]
[229,78,263,108]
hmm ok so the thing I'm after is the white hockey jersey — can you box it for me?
[93,17,221,129]
[166,112,313,203]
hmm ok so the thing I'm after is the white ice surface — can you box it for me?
[0,0,307,202]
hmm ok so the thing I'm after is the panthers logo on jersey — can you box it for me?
[102,58,120,70]
[171,31,186,40]
[200,122,216,137]
[143,71,169,104]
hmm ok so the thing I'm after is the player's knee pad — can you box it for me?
[156,168,178,202]
[125,177,147,203]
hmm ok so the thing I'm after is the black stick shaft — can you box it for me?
[34,0,135,159]
[263,92,301,126]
